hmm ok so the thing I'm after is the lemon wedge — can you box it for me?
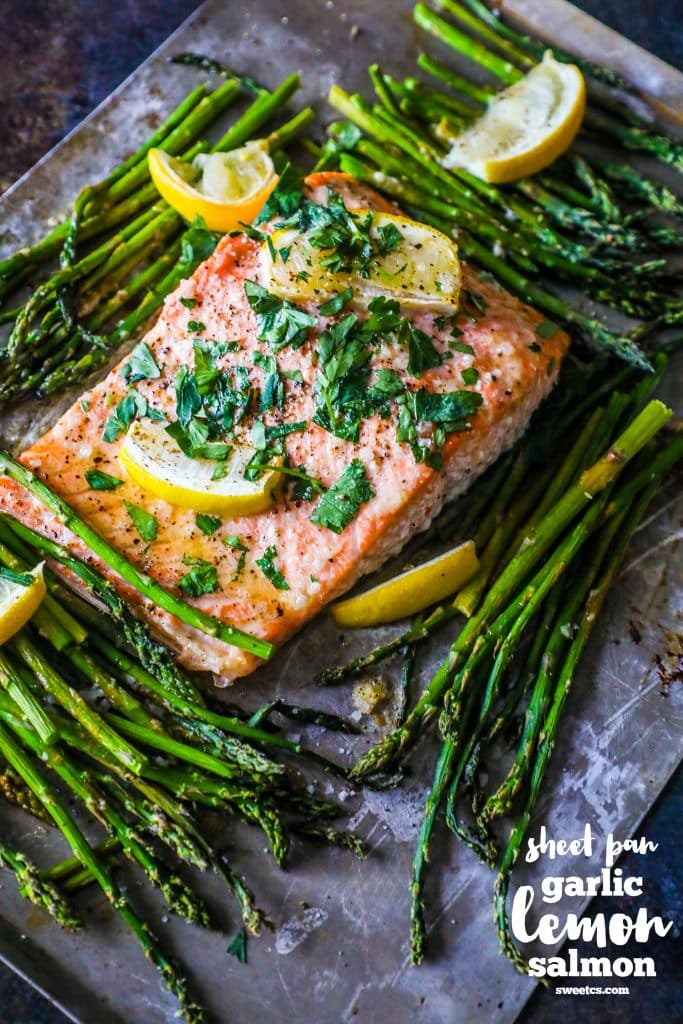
[263,211,461,313]
[148,142,279,232]
[0,564,47,646]
[440,52,585,184]
[331,540,478,628]
[119,420,281,515]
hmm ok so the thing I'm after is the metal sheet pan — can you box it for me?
[0,2,681,1022]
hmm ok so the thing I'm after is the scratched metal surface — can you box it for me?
[0,2,681,1023]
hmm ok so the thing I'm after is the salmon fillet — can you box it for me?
[0,173,568,682]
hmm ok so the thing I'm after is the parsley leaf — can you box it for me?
[310,459,374,534]
[226,928,247,963]
[179,555,219,597]
[165,419,232,462]
[253,351,284,412]
[179,217,221,266]
[265,420,307,441]
[244,280,315,352]
[318,287,353,317]
[254,162,306,225]
[119,341,161,383]
[462,289,487,316]
[312,313,373,442]
[173,366,202,425]
[187,320,206,334]
[102,391,148,442]
[450,340,474,355]
[403,321,443,377]
[412,389,483,424]
[195,514,222,536]
[124,501,158,542]
[461,367,479,386]
[84,468,123,491]
[224,535,249,580]
[255,546,290,590]
[375,221,403,255]
[179,296,198,310]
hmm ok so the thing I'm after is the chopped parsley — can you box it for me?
[226,928,247,964]
[313,312,373,442]
[281,368,304,384]
[195,514,222,536]
[179,555,219,596]
[310,459,374,534]
[186,320,206,334]
[397,388,483,468]
[318,287,353,317]
[102,390,157,443]
[255,546,290,590]
[250,418,267,451]
[123,501,158,542]
[461,367,479,386]
[254,162,307,225]
[166,340,251,458]
[375,220,404,255]
[536,319,560,340]
[119,341,161,383]
[265,420,307,441]
[450,340,474,356]
[253,351,284,412]
[411,389,483,425]
[244,280,316,352]
[404,320,442,377]
[462,289,487,316]
[84,468,123,491]
[80,399,90,412]
[224,535,249,580]
[179,296,198,310]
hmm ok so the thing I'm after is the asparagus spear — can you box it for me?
[0,716,205,1023]
[0,85,209,287]
[0,843,80,930]
[494,477,661,972]
[0,457,273,660]
[351,400,671,779]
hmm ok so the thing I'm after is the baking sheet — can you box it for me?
[0,2,681,1023]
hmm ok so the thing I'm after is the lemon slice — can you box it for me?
[148,142,279,232]
[119,420,281,515]
[440,52,585,184]
[0,564,47,646]
[331,540,478,628]
[263,211,461,313]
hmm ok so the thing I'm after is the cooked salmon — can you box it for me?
[0,173,568,682]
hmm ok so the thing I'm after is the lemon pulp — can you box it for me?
[440,52,586,184]
[148,142,278,232]
[262,211,461,313]
[0,564,47,646]
[331,540,479,628]
[119,420,281,516]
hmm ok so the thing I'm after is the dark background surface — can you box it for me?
[0,2,681,1022]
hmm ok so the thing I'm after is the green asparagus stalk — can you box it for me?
[0,649,57,746]
[0,716,204,1023]
[351,400,671,779]
[0,843,80,930]
[0,458,273,660]
[0,85,208,287]
[494,477,661,972]
[9,629,146,774]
